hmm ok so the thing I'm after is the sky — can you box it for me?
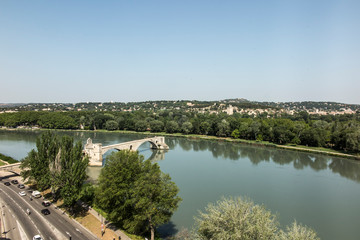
[1,0,359,104]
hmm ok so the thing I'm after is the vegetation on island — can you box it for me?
[1,109,360,155]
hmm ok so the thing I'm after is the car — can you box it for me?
[4,182,10,186]
[18,184,25,189]
[42,201,51,207]
[32,190,42,198]
[11,179,18,184]
[19,191,26,196]
[41,209,50,215]
[33,235,43,240]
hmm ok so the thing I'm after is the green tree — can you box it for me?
[95,151,181,240]
[194,196,320,240]
[135,120,148,132]
[58,136,89,210]
[216,119,230,137]
[165,121,179,133]
[149,120,164,132]
[199,121,211,135]
[132,160,181,240]
[276,221,319,240]
[195,196,278,240]
[181,121,193,134]
[21,132,88,209]
[105,120,119,131]
[21,131,59,190]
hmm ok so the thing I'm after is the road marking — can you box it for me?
[17,219,29,240]
[1,186,44,238]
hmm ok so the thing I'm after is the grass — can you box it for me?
[0,153,18,164]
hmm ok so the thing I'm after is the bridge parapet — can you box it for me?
[84,136,169,166]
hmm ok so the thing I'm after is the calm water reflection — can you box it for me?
[1,130,360,239]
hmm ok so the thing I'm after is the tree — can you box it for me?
[195,196,278,240]
[199,121,211,135]
[216,119,230,137]
[149,120,164,132]
[58,136,89,210]
[181,121,193,134]
[276,221,319,240]
[21,131,59,190]
[21,132,88,210]
[165,121,179,133]
[135,120,148,132]
[95,151,181,240]
[133,160,181,240]
[105,120,119,131]
[194,196,319,240]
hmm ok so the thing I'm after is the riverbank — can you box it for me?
[1,127,359,161]
[0,153,18,165]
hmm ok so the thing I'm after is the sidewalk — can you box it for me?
[87,207,132,240]
[74,201,132,240]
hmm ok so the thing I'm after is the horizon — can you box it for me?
[1,98,359,106]
[1,1,359,104]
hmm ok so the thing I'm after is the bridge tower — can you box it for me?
[84,138,104,166]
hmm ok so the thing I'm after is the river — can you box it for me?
[1,129,360,239]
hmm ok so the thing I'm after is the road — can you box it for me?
[0,173,98,240]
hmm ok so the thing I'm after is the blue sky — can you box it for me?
[1,1,359,104]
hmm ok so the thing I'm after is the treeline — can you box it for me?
[1,110,360,153]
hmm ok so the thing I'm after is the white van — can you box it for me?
[32,190,42,198]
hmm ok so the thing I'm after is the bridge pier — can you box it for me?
[84,137,169,166]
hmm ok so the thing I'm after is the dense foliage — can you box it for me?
[20,132,89,209]
[95,150,181,240]
[192,196,319,240]
[1,110,360,153]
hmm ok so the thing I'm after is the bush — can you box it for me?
[194,196,320,240]
[194,196,278,240]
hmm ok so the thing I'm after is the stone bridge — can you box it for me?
[84,136,169,166]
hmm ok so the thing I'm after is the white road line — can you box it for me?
[17,219,29,240]
[1,187,44,237]
[2,185,68,240]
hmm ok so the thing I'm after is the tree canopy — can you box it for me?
[193,196,319,240]
[95,150,181,240]
[20,132,88,209]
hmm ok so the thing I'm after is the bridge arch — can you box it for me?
[84,137,169,166]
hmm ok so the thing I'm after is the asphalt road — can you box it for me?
[0,173,98,240]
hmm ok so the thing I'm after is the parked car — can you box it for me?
[42,201,51,207]
[11,179,18,184]
[18,184,25,189]
[4,182,10,186]
[41,209,50,215]
[19,191,26,196]
[32,190,42,198]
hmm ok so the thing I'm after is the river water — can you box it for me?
[1,129,360,239]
